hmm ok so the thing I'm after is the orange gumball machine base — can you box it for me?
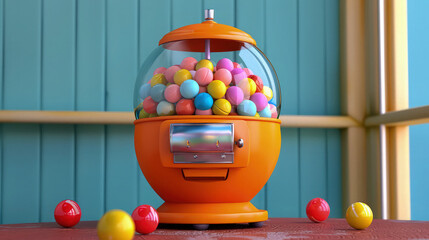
[134,115,281,226]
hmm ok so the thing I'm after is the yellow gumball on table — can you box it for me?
[174,69,192,86]
[150,73,167,87]
[346,202,373,230]
[195,59,214,71]
[213,99,231,115]
[97,209,135,240]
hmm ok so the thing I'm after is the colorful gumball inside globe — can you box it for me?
[306,198,330,223]
[54,199,81,228]
[346,202,373,230]
[132,205,159,235]
[134,57,279,120]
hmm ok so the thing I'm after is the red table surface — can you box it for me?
[0,218,428,240]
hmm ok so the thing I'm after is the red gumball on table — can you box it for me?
[132,205,159,234]
[54,200,81,227]
[306,198,330,223]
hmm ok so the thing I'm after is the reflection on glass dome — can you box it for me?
[134,42,281,119]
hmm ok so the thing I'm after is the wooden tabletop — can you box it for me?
[0,218,428,239]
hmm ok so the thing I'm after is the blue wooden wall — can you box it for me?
[0,0,341,224]
[408,0,429,221]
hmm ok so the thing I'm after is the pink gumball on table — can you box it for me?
[214,68,232,86]
[164,84,181,103]
[143,96,158,114]
[216,58,234,71]
[195,109,213,115]
[250,92,268,112]
[194,67,213,86]
[153,67,167,75]
[132,205,159,234]
[306,198,330,223]
[54,200,81,228]
[242,68,253,77]
[180,57,198,70]
[164,65,181,83]
[225,86,244,106]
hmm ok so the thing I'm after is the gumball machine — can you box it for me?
[134,9,281,229]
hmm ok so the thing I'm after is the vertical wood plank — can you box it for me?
[137,0,170,208]
[105,0,138,214]
[236,0,266,210]
[265,0,299,217]
[75,0,106,220]
[298,0,327,217]
[1,0,42,224]
[39,0,76,222]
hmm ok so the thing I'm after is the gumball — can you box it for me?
[180,80,199,99]
[269,104,278,118]
[150,73,167,87]
[250,92,268,112]
[262,86,273,101]
[143,96,158,114]
[237,78,257,98]
[242,68,253,76]
[138,108,149,119]
[54,200,81,228]
[180,57,198,70]
[97,210,135,240]
[216,58,234,71]
[176,99,195,115]
[225,86,244,105]
[153,67,167,75]
[194,93,214,110]
[248,75,264,92]
[164,65,181,83]
[199,86,207,93]
[231,68,247,84]
[346,202,373,230]
[156,101,175,116]
[164,84,181,103]
[207,80,227,99]
[254,112,260,117]
[212,99,232,115]
[214,68,232,86]
[132,205,159,235]
[190,70,196,79]
[306,198,330,223]
[174,69,192,86]
[139,84,151,100]
[258,105,271,118]
[195,59,214,71]
[150,84,166,102]
[237,100,257,116]
[233,62,242,69]
[196,109,213,115]
[194,67,213,86]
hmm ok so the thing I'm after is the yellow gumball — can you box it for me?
[346,202,373,230]
[255,112,260,117]
[195,59,214,71]
[207,80,227,99]
[262,86,273,101]
[97,210,135,240]
[138,108,149,118]
[150,73,167,87]
[248,78,257,95]
[174,69,192,86]
[212,99,231,115]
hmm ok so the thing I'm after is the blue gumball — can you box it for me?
[258,105,271,118]
[139,83,151,100]
[237,100,257,116]
[150,84,166,102]
[194,93,214,110]
[180,80,199,99]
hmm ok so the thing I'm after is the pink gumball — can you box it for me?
[194,67,213,86]
[231,68,247,85]
[269,104,278,118]
[153,67,167,75]
[195,109,213,115]
[180,57,198,70]
[216,58,234,71]
[214,68,232,86]
[164,66,181,83]
[225,86,244,106]
[199,86,207,94]
[250,92,268,112]
[164,84,181,103]
[143,96,158,114]
[233,62,242,69]
[242,68,253,77]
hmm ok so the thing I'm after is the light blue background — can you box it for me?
[0,0,342,224]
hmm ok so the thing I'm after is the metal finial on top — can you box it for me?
[205,9,214,20]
